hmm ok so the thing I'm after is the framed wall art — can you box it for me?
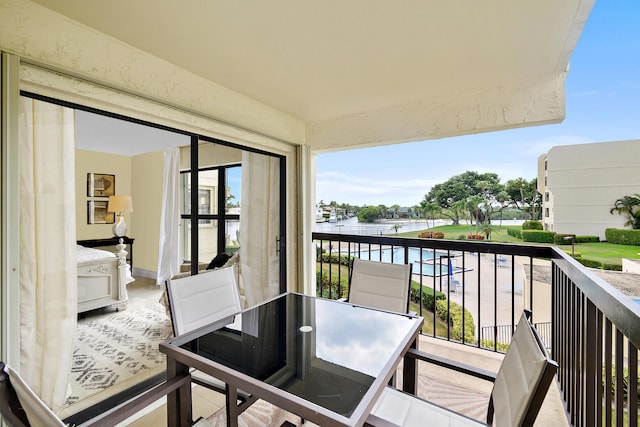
[87,200,115,224]
[87,173,115,197]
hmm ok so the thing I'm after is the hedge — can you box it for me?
[317,253,353,267]
[553,233,576,245]
[521,230,556,243]
[575,235,600,243]
[410,282,446,310]
[418,231,445,239]
[577,258,602,269]
[435,299,476,343]
[605,228,640,246]
[507,228,522,239]
[522,220,543,230]
[316,271,348,299]
[602,263,623,271]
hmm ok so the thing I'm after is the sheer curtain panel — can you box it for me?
[19,97,77,411]
[239,152,280,307]
[157,147,182,284]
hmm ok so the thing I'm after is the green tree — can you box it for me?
[505,178,539,219]
[357,206,381,223]
[423,171,501,224]
[496,190,510,226]
[420,201,442,229]
[610,194,640,229]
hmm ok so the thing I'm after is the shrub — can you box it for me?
[605,228,640,245]
[435,299,476,343]
[507,228,522,239]
[318,253,353,267]
[521,230,556,243]
[410,282,446,310]
[522,220,543,230]
[575,235,600,243]
[316,271,348,299]
[602,263,622,271]
[418,231,445,239]
[577,258,602,269]
[466,234,485,240]
[553,233,576,245]
[480,340,510,352]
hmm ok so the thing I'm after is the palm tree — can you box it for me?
[610,194,640,229]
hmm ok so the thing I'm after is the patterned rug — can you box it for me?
[58,303,172,417]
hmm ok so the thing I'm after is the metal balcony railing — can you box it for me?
[312,232,640,426]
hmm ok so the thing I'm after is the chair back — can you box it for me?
[489,313,558,427]
[348,258,412,314]
[166,266,242,336]
[0,362,64,427]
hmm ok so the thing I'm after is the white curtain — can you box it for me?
[239,152,280,306]
[156,147,182,284]
[19,97,77,411]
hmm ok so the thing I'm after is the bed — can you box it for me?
[76,241,135,314]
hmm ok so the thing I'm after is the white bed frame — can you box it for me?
[77,240,131,314]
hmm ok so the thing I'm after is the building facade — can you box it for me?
[538,139,640,240]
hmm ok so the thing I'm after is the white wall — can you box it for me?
[544,139,640,239]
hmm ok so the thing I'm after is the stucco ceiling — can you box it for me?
[31,1,592,122]
[27,0,595,154]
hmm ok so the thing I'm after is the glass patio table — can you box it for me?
[160,292,424,427]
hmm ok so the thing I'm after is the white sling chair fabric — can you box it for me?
[3,363,213,427]
[166,266,242,336]
[165,266,252,409]
[348,258,412,314]
[370,313,554,427]
[6,365,66,427]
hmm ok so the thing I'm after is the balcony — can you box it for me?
[312,232,640,426]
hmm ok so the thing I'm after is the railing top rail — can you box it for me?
[550,247,640,349]
[312,232,554,258]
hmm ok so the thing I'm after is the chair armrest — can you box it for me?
[405,348,497,383]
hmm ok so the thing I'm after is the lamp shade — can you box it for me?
[108,195,133,213]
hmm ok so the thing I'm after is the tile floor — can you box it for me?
[105,276,568,426]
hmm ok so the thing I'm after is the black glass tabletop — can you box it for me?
[178,293,421,417]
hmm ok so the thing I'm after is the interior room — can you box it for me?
[38,97,283,422]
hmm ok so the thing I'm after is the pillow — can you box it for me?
[206,253,231,270]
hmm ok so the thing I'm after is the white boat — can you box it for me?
[329,209,337,223]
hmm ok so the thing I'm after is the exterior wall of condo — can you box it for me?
[539,140,640,240]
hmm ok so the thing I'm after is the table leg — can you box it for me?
[166,356,192,427]
[225,384,240,427]
[402,337,418,395]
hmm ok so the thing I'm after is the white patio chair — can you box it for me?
[165,266,257,420]
[347,258,413,314]
[0,361,212,427]
[366,313,558,427]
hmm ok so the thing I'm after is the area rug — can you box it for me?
[58,303,172,418]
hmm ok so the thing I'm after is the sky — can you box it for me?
[315,2,640,208]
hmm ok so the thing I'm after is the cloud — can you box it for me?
[316,172,438,206]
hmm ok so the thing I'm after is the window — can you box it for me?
[545,192,549,202]
[180,165,241,265]
[545,208,549,218]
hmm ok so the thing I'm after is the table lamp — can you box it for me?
[108,195,133,237]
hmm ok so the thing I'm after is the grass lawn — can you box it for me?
[396,223,640,267]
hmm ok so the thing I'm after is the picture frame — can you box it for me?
[87,200,115,224]
[87,173,115,197]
